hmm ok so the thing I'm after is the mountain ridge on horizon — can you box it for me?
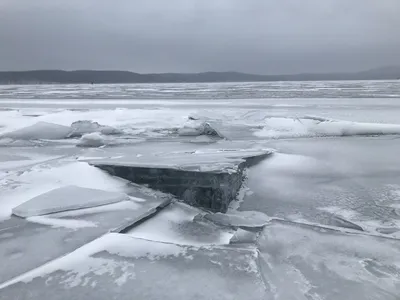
[0,66,399,84]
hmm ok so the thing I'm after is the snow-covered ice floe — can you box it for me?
[12,185,129,218]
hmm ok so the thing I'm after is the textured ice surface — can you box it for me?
[229,228,259,244]
[240,139,400,237]
[1,122,71,140]
[258,222,400,300]
[12,185,128,218]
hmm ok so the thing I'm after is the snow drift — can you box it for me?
[77,132,106,148]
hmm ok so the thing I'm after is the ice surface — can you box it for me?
[77,132,106,148]
[12,185,128,218]
[1,122,71,140]
[26,216,97,229]
[1,82,400,299]
[86,146,273,173]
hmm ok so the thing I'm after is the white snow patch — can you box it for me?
[77,132,106,148]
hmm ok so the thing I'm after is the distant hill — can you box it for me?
[0,66,399,84]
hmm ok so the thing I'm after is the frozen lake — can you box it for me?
[1,81,400,299]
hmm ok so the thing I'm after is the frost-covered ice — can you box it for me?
[12,185,128,218]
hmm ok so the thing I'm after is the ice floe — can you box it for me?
[68,120,121,138]
[255,116,400,139]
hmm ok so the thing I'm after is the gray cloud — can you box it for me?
[1,0,399,74]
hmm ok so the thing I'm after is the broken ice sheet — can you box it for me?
[0,233,268,300]
[12,185,129,218]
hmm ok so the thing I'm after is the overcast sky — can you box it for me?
[0,0,399,74]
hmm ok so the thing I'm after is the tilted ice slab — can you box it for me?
[127,202,235,246]
[12,185,129,218]
[202,210,271,228]
[1,122,71,140]
[86,146,272,212]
